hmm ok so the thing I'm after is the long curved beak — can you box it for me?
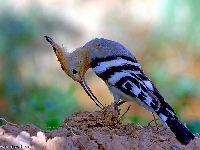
[80,78,104,109]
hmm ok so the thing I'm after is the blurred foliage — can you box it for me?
[0,0,200,133]
[142,0,200,133]
[12,85,78,130]
[0,3,80,130]
[150,0,200,49]
[188,121,200,133]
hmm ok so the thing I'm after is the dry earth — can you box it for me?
[0,104,200,150]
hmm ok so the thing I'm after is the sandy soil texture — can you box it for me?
[0,104,200,150]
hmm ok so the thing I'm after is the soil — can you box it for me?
[0,103,200,150]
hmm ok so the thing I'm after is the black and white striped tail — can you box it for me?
[158,111,194,145]
[156,100,195,145]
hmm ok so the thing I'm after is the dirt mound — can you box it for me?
[0,104,200,150]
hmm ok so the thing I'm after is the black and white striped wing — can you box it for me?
[90,55,174,113]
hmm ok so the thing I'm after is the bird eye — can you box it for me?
[72,69,77,74]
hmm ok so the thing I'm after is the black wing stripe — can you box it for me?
[90,55,137,68]
[97,64,142,81]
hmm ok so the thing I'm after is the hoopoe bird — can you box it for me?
[44,36,194,145]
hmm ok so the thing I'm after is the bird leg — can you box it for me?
[114,100,127,115]
[148,112,159,131]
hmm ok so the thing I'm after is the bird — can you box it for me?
[44,36,194,145]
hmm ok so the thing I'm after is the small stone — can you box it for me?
[159,135,167,141]
[171,145,180,150]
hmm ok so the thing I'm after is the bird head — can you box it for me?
[44,36,90,83]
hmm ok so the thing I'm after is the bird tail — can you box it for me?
[158,112,194,145]
[166,115,194,145]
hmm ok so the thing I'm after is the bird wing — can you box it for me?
[91,55,174,113]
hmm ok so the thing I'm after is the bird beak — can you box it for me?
[79,78,104,109]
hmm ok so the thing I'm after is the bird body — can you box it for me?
[44,36,194,145]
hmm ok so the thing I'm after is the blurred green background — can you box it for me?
[0,0,200,133]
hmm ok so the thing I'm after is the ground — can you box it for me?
[0,104,200,150]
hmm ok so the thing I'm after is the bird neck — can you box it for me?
[72,46,92,75]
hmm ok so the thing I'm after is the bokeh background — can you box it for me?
[0,0,200,132]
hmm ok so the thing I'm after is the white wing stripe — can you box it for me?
[143,81,154,91]
[93,58,140,74]
[108,72,133,85]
